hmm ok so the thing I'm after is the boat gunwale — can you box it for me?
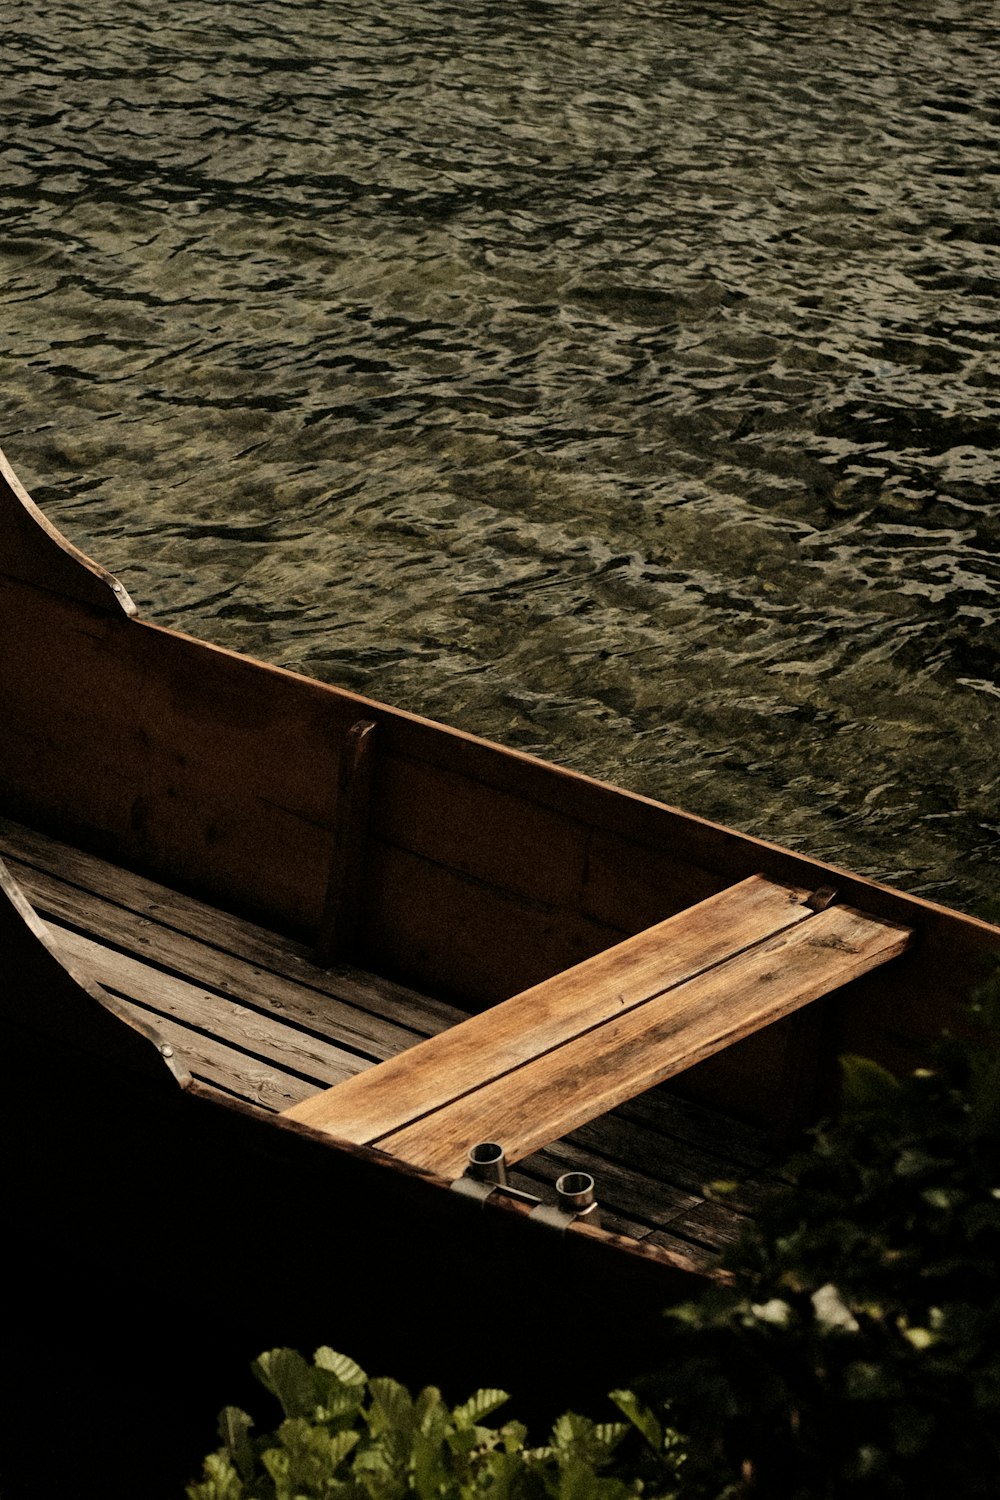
[2,441,996,945]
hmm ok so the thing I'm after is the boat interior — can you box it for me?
[0,809,789,1270]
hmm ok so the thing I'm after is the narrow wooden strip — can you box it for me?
[0,813,462,1035]
[379,905,912,1178]
[563,1113,773,1215]
[117,1004,316,1112]
[51,923,369,1089]
[314,719,377,965]
[614,1089,771,1172]
[6,849,429,1061]
[522,1135,706,1228]
[283,875,814,1139]
[649,1195,759,1255]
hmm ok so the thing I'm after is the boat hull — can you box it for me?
[2,445,998,1496]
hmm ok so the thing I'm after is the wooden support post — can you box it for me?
[313,719,378,967]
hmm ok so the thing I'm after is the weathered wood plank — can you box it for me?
[51,923,368,1089]
[116,1003,317,1112]
[649,1194,761,1255]
[0,813,462,1035]
[315,719,378,964]
[378,905,912,1178]
[283,876,814,1140]
[562,1113,776,1216]
[522,1135,706,1228]
[614,1088,772,1172]
[18,868,421,1063]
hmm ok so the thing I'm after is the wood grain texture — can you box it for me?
[121,1007,318,1112]
[0,814,462,1036]
[51,922,368,1089]
[11,859,423,1062]
[314,719,377,964]
[283,875,814,1138]
[379,904,911,1178]
[0,812,786,1262]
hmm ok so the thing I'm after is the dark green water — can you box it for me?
[2,0,998,910]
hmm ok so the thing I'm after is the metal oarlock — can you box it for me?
[530,1170,601,1233]
[465,1141,508,1185]
[450,1141,513,1204]
[555,1171,599,1219]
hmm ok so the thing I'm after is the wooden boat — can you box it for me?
[2,444,997,1494]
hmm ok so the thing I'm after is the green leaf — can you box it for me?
[593,1422,629,1452]
[314,1347,368,1387]
[326,1428,362,1469]
[413,1384,449,1436]
[500,1420,529,1454]
[609,1389,662,1452]
[452,1387,510,1429]
[353,1434,409,1500]
[185,1450,246,1500]
[252,1348,317,1420]
[811,1283,860,1334]
[369,1376,414,1436]
[840,1054,901,1112]
[410,1427,451,1500]
[217,1406,256,1485]
[551,1411,596,1453]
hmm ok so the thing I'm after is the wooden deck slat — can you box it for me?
[520,1135,706,1228]
[50,923,367,1090]
[283,875,815,1142]
[117,1003,317,1112]
[375,904,911,1179]
[20,869,417,1061]
[562,1114,775,1216]
[649,1195,760,1255]
[0,815,462,1035]
[613,1089,771,1172]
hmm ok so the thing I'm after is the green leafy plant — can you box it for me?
[645,968,1000,1497]
[186,1347,690,1500]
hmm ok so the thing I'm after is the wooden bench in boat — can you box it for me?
[0,812,792,1266]
[285,875,913,1179]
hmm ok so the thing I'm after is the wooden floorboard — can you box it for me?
[26,870,420,1062]
[53,922,368,1089]
[122,1003,317,1112]
[0,815,462,1035]
[0,813,782,1266]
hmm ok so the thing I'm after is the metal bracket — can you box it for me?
[450,1146,597,1232]
[450,1141,541,1210]
[450,1175,499,1206]
[806,885,838,912]
[450,1177,541,1209]
[529,1172,601,1235]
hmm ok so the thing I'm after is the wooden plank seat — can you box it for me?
[0,814,788,1263]
[285,875,913,1179]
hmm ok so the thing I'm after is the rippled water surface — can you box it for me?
[2,0,999,911]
